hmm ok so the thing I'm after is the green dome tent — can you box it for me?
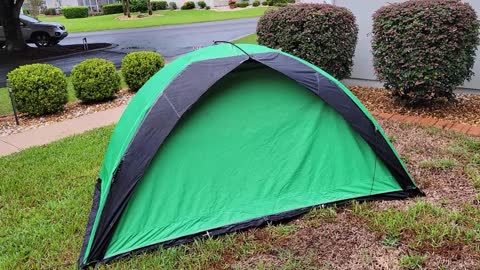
[79,43,422,268]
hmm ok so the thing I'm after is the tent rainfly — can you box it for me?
[79,43,422,268]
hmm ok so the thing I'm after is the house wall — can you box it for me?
[331,0,480,91]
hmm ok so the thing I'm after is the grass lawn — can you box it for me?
[233,33,258,44]
[0,72,126,116]
[1,120,479,269]
[39,8,269,33]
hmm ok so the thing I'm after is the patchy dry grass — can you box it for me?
[1,120,479,269]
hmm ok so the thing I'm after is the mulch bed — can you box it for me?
[350,86,480,126]
[0,89,134,136]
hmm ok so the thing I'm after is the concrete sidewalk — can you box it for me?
[0,105,126,157]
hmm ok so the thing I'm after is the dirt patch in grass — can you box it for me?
[378,120,477,209]
[231,211,401,270]
[0,89,133,136]
[351,86,480,126]
[116,14,163,20]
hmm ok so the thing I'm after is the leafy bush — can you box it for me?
[181,1,195,9]
[169,1,177,9]
[253,0,260,7]
[236,1,248,7]
[23,9,30,15]
[206,5,210,9]
[372,0,480,105]
[152,1,168,10]
[197,1,206,8]
[121,51,165,92]
[70,59,120,102]
[261,1,267,5]
[62,6,88,18]
[44,8,57,15]
[7,64,68,116]
[130,0,148,12]
[102,4,123,14]
[272,0,290,6]
[257,4,358,80]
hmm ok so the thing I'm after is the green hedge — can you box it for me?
[257,4,358,80]
[253,0,260,7]
[7,64,68,116]
[102,3,123,14]
[169,1,177,9]
[121,51,165,92]
[372,0,480,105]
[181,1,195,9]
[71,59,121,102]
[130,0,148,12]
[62,6,88,19]
[152,1,168,10]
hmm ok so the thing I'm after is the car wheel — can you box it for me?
[33,32,51,47]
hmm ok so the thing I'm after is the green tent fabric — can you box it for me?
[79,43,422,268]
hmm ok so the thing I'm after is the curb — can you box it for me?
[372,111,480,137]
[17,43,119,64]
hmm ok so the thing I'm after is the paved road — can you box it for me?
[64,17,259,57]
[0,17,258,86]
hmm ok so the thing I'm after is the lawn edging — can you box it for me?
[372,111,480,137]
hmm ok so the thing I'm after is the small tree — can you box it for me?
[122,0,130,17]
[0,0,27,52]
[28,0,44,18]
[147,0,152,15]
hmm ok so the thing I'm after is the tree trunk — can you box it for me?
[147,0,152,15]
[122,0,126,15]
[0,0,26,52]
[126,0,130,18]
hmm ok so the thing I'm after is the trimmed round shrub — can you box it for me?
[197,1,206,8]
[257,4,358,80]
[169,1,177,9]
[62,6,88,18]
[253,0,260,7]
[261,1,267,5]
[372,0,480,105]
[121,51,165,92]
[130,0,148,12]
[7,64,68,116]
[181,1,195,9]
[70,58,121,102]
[152,1,168,10]
[102,3,123,14]
[206,5,210,9]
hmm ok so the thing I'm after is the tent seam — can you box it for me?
[163,94,181,118]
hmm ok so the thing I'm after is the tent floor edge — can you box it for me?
[93,189,420,267]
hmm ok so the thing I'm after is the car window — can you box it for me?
[20,14,40,23]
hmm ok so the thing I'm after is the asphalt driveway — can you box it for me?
[0,17,258,86]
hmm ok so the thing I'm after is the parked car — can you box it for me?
[0,14,68,48]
